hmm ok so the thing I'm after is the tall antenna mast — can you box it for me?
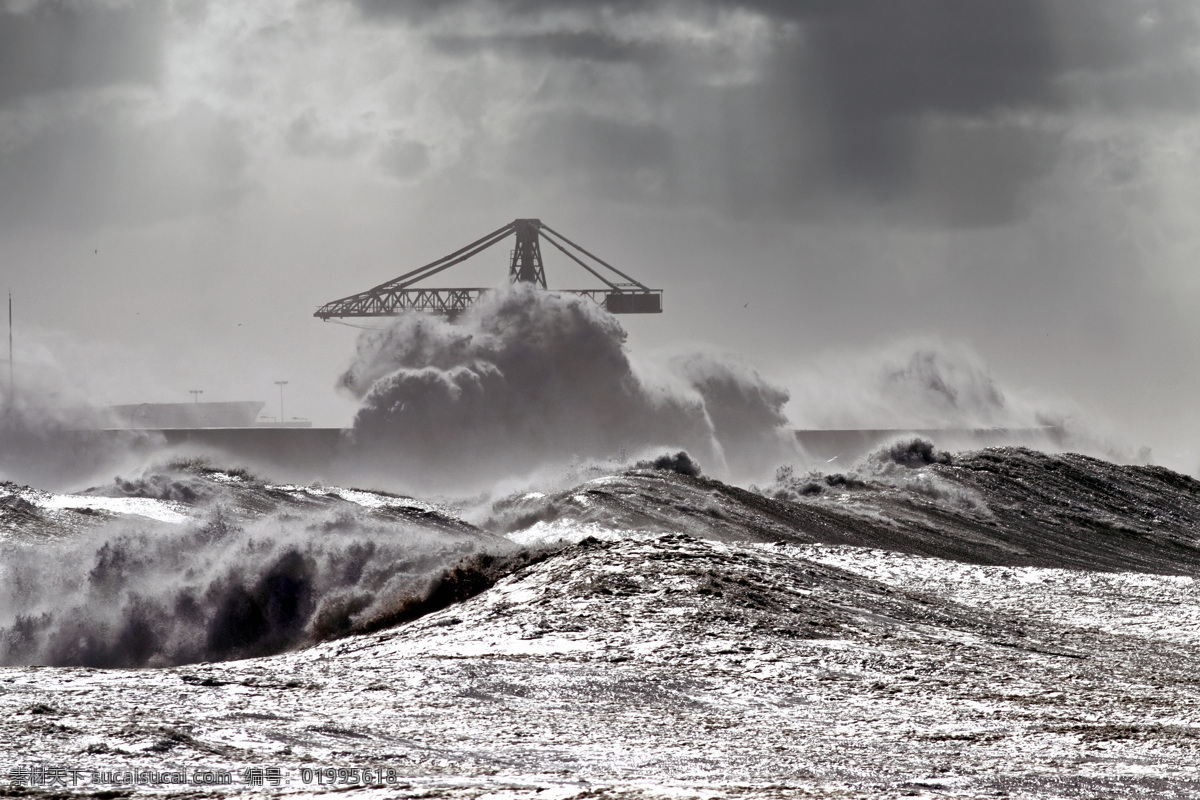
[7,290,12,409]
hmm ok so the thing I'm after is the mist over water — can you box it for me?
[340,285,800,492]
[0,406,158,492]
[789,341,1041,431]
[1,313,1154,497]
[0,328,164,489]
[786,339,1147,464]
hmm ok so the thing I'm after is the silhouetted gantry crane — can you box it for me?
[314,219,663,319]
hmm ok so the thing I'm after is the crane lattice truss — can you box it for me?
[315,219,662,319]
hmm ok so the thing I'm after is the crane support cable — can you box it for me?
[539,223,647,290]
[372,221,515,291]
[364,220,516,292]
[319,226,515,315]
[538,228,621,291]
[388,226,514,289]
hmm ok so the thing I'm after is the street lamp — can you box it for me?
[189,389,203,403]
[275,381,288,425]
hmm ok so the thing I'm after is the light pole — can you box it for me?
[189,389,203,403]
[275,381,288,425]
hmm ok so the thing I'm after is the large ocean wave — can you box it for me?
[0,463,541,668]
[3,440,1200,669]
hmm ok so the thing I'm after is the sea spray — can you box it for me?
[340,284,799,491]
[785,338,1146,463]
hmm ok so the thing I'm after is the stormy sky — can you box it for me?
[3,0,1200,470]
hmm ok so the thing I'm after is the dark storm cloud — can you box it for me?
[650,4,1068,221]
[0,1,164,105]
[755,0,1196,222]
[782,1,1057,197]
[348,0,1200,225]
[751,0,1061,115]
[508,111,673,193]
[733,0,1198,199]
[352,0,647,24]
[432,30,664,64]
[352,0,467,24]
[901,121,1059,228]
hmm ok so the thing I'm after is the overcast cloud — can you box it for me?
[3,0,1200,472]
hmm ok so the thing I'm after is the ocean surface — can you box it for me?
[2,440,1200,797]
